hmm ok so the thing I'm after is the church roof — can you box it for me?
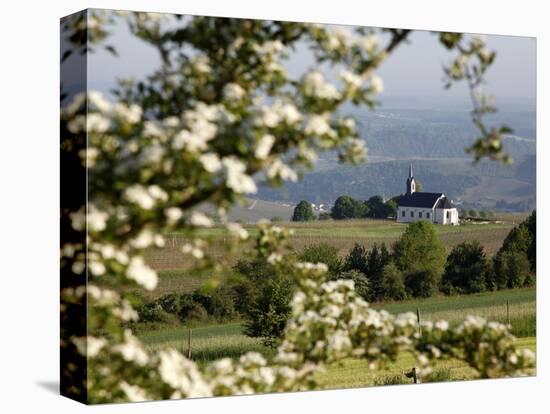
[435,196,454,209]
[397,192,443,208]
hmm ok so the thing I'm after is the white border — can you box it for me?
[0,1,546,413]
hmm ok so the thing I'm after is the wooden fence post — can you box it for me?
[187,328,192,359]
[506,300,510,326]
[416,307,421,336]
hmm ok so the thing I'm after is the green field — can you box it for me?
[146,218,519,272]
[136,287,536,385]
[317,336,536,389]
[371,287,536,337]
[143,217,521,299]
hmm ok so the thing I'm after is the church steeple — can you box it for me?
[406,164,416,195]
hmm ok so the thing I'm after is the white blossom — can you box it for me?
[222,156,257,194]
[126,256,158,290]
[199,153,222,173]
[227,222,249,240]
[340,70,364,91]
[370,75,384,93]
[190,211,214,227]
[87,336,107,357]
[165,207,183,225]
[255,134,275,160]
[190,55,211,74]
[302,71,341,100]
[355,34,378,53]
[120,382,149,402]
[158,349,212,397]
[69,208,86,231]
[130,229,155,249]
[266,159,298,182]
[71,260,85,275]
[88,204,109,232]
[114,103,142,124]
[223,83,245,102]
[141,143,166,165]
[124,185,167,210]
[253,40,285,56]
[124,185,155,210]
[89,260,106,276]
[305,114,332,136]
[114,331,149,366]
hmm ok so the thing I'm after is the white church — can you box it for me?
[396,165,459,225]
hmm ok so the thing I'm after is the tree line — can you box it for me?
[292,194,398,222]
[240,210,536,345]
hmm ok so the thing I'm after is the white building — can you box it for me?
[396,165,459,225]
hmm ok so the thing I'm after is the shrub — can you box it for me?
[234,257,295,347]
[185,303,209,322]
[192,287,236,320]
[136,302,173,324]
[300,243,342,276]
[271,216,283,223]
[335,270,369,301]
[393,221,446,298]
[365,196,397,219]
[318,212,332,221]
[498,210,536,272]
[343,243,368,274]
[381,262,407,301]
[365,243,391,301]
[331,195,367,220]
[292,200,315,222]
[156,293,183,315]
[243,276,293,347]
[493,250,532,289]
[442,241,491,294]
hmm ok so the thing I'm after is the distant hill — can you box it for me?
[254,97,536,213]
[227,199,294,223]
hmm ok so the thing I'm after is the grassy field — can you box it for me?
[145,218,520,271]
[316,336,536,389]
[372,287,536,337]
[137,287,535,376]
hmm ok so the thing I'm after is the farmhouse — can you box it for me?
[396,165,459,225]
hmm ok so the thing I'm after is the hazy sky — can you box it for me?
[88,15,536,102]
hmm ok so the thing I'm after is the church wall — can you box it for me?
[396,206,434,223]
[434,208,459,225]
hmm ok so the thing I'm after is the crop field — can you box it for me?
[372,287,536,337]
[136,287,536,384]
[316,336,536,389]
[145,218,519,271]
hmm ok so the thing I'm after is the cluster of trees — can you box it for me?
[331,195,398,220]
[291,194,398,222]
[239,210,536,344]
[458,208,496,219]
[136,286,237,327]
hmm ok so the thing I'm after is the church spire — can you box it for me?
[406,164,416,195]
